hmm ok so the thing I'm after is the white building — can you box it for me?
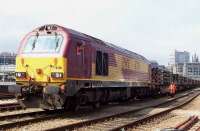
[171,52,200,80]
[173,63,184,75]
[184,63,200,79]
[0,53,16,81]
[169,50,190,65]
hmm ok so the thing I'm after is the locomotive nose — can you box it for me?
[36,68,43,75]
[15,56,66,84]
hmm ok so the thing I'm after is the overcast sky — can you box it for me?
[0,0,200,65]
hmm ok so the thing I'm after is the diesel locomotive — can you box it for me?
[9,24,200,110]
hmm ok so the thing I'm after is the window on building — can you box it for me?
[188,67,192,73]
[177,66,183,73]
[96,51,109,76]
[194,67,198,75]
[0,56,15,65]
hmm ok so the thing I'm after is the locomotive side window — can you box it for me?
[96,51,109,76]
[103,53,108,76]
[96,51,103,75]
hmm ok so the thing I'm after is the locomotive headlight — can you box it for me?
[51,72,63,79]
[15,72,26,78]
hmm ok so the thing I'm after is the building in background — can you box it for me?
[192,53,199,63]
[183,63,200,80]
[169,50,190,74]
[173,63,184,75]
[0,52,16,81]
[170,51,200,80]
[169,50,190,65]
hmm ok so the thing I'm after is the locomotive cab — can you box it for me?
[16,33,66,84]
[10,25,69,109]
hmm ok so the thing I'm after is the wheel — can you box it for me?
[64,97,76,111]
[92,102,100,109]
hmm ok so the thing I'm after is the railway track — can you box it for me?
[174,116,199,130]
[1,90,197,130]
[196,127,200,131]
[0,92,15,99]
[173,114,200,131]
[130,114,199,131]
[40,91,199,131]
[30,90,199,131]
[186,117,200,131]
[0,92,25,112]
[0,103,22,111]
[127,90,200,131]
[0,109,66,130]
[0,97,23,112]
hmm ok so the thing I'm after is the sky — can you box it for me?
[0,0,200,65]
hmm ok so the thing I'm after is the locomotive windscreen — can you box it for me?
[23,35,63,53]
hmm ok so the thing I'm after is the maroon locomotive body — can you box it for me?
[12,24,200,110]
